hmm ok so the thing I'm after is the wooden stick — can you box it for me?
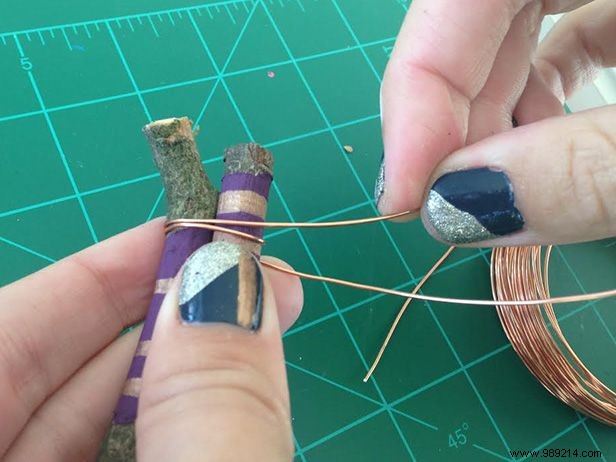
[99,117,218,461]
[213,143,273,255]
[212,143,274,330]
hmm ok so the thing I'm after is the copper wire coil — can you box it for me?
[492,246,616,426]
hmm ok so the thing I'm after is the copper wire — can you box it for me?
[260,260,616,306]
[165,220,264,244]
[362,246,456,382]
[492,246,616,426]
[167,215,616,307]
[168,214,615,423]
[165,210,412,232]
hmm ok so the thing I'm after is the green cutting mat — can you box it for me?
[1,0,615,460]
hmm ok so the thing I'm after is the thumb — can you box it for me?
[137,241,302,462]
[421,105,616,246]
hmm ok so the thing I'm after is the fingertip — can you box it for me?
[420,107,616,247]
[380,65,468,216]
[420,206,449,244]
[154,249,304,335]
[139,250,295,462]
[420,205,490,248]
[261,256,304,333]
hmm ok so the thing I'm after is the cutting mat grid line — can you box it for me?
[477,242,611,459]
[12,35,100,244]
[135,0,258,223]
[281,294,608,460]
[261,2,516,458]
[330,0,382,84]
[0,36,396,125]
[283,3,501,460]
[106,22,154,122]
[0,198,489,282]
[0,0,257,38]
[193,3,416,456]
[555,246,616,347]
[0,113,382,220]
[1,0,613,460]
[259,2,418,459]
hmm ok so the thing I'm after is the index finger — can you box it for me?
[378,0,527,214]
[0,219,164,454]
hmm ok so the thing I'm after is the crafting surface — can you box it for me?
[1,1,615,460]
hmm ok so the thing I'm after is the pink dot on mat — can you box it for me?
[267,71,276,78]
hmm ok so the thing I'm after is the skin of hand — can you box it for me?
[0,219,303,462]
[378,0,616,246]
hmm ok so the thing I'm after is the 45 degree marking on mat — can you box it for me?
[448,422,470,449]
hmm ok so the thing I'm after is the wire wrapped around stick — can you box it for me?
[166,216,616,305]
[167,215,616,425]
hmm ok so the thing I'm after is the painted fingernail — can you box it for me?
[374,152,385,206]
[179,241,263,330]
[424,167,524,244]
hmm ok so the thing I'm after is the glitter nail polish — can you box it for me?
[374,152,385,206]
[179,241,263,330]
[424,168,524,244]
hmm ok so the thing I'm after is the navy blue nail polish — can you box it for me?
[179,241,263,330]
[374,151,385,205]
[424,167,524,244]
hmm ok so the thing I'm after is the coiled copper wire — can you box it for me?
[492,246,616,426]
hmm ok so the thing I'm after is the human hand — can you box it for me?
[0,219,303,461]
[378,0,616,245]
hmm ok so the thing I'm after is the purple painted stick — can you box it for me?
[212,143,274,253]
[99,118,218,461]
[113,228,211,424]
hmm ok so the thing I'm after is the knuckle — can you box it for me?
[573,21,605,68]
[141,339,290,432]
[533,56,566,99]
[69,256,138,329]
[559,122,616,230]
[518,1,543,36]
[541,0,586,14]
[26,405,96,461]
[384,55,420,87]
[0,321,49,414]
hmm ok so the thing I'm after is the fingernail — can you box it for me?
[424,167,525,244]
[374,152,385,206]
[179,241,263,330]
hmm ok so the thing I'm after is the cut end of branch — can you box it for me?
[143,117,194,146]
[98,423,135,461]
[143,116,218,220]
[224,143,274,177]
